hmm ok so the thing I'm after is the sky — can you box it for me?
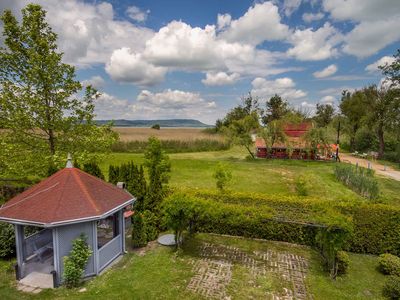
[1,0,399,124]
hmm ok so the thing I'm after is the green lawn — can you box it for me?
[0,234,387,299]
[99,147,400,205]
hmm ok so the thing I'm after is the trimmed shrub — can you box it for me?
[132,213,147,248]
[63,234,92,288]
[180,189,400,256]
[382,276,400,299]
[335,164,379,200]
[142,210,159,242]
[379,254,400,276]
[336,251,350,276]
[0,223,15,258]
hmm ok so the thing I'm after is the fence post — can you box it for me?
[51,270,58,288]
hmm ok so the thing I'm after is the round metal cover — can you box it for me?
[157,234,177,246]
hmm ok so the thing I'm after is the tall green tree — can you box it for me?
[262,94,289,125]
[380,49,400,86]
[224,112,259,159]
[314,104,335,128]
[339,90,370,151]
[216,92,259,130]
[259,119,287,149]
[144,137,171,212]
[0,4,117,177]
[363,85,400,158]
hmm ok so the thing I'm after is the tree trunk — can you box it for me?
[377,124,385,159]
[48,128,55,155]
[245,145,255,159]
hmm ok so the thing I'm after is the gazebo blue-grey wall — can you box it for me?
[0,158,134,288]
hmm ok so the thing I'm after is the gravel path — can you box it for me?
[340,153,400,181]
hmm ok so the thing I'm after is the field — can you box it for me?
[113,127,224,142]
[0,234,387,300]
[100,147,400,205]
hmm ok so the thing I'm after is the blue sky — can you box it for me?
[1,0,400,124]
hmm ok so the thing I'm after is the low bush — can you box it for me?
[335,164,379,200]
[379,254,400,276]
[63,234,92,288]
[0,223,15,258]
[111,139,230,153]
[294,175,309,196]
[382,276,400,299]
[213,163,232,191]
[336,251,350,276]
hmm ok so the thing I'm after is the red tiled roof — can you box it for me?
[284,123,312,137]
[0,168,134,226]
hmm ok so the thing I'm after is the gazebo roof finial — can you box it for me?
[66,153,74,168]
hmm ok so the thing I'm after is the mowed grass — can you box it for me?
[0,234,387,299]
[113,127,224,142]
[99,147,400,203]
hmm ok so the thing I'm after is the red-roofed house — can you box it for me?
[256,122,315,159]
[0,156,135,288]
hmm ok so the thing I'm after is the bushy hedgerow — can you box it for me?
[171,189,400,256]
[382,276,400,299]
[379,254,400,276]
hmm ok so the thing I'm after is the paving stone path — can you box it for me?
[186,243,311,300]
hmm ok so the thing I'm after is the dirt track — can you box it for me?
[340,153,400,181]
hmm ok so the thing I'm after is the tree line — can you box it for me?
[213,49,400,160]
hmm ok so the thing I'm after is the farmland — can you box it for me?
[113,127,224,142]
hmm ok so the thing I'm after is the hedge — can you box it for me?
[168,190,400,256]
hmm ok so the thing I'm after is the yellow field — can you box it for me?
[113,127,224,141]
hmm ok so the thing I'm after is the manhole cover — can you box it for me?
[157,234,178,246]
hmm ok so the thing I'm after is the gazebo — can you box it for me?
[0,157,135,288]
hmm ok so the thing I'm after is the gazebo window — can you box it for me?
[97,212,120,249]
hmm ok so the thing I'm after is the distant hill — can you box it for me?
[95,119,212,128]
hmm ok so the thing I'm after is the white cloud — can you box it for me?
[251,77,307,101]
[126,6,150,22]
[141,20,288,77]
[287,23,342,60]
[342,18,400,58]
[220,2,289,45]
[81,76,105,89]
[302,12,325,23]
[320,95,336,104]
[322,0,400,22]
[313,64,338,78]
[322,0,400,58]
[202,72,240,86]
[282,0,302,17]
[94,90,219,124]
[217,13,231,30]
[365,56,396,73]
[134,89,218,123]
[105,48,167,86]
[94,92,130,120]
[0,0,154,67]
